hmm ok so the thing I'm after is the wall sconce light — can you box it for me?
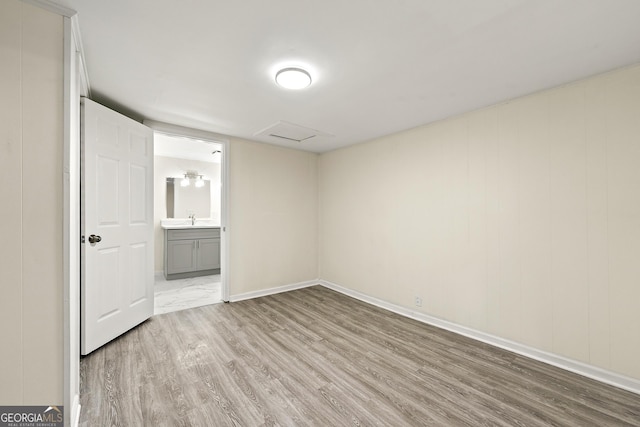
[180,171,205,187]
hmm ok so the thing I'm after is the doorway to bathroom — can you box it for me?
[151,128,228,314]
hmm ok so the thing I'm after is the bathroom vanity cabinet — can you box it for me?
[164,227,220,279]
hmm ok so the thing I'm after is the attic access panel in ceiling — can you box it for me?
[255,121,333,143]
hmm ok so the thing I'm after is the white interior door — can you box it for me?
[81,98,154,355]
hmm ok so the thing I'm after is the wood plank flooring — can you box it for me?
[79,286,640,426]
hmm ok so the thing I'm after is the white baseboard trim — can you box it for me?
[229,279,319,302]
[318,279,640,396]
[71,394,81,427]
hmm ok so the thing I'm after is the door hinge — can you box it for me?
[81,235,85,243]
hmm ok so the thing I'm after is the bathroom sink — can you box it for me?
[160,219,220,229]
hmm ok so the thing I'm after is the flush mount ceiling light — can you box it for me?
[275,67,312,89]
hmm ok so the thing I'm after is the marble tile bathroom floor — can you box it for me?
[154,273,222,315]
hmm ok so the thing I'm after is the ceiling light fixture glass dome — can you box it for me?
[275,67,312,89]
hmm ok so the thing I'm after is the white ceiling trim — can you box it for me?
[23,0,75,17]
[144,120,229,144]
[70,14,91,97]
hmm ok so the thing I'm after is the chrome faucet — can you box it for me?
[190,214,196,225]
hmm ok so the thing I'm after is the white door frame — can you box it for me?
[144,120,230,302]
[63,11,88,427]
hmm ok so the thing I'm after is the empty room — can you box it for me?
[2,1,640,426]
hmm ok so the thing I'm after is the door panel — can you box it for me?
[96,247,120,319]
[96,156,119,225]
[81,98,154,355]
[130,242,148,304]
[130,164,147,223]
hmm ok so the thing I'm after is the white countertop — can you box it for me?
[160,219,221,230]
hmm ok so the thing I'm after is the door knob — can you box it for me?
[88,234,102,244]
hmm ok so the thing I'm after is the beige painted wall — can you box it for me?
[319,64,640,381]
[153,155,221,272]
[0,0,64,404]
[229,138,318,296]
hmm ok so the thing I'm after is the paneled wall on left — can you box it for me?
[0,0,64,406]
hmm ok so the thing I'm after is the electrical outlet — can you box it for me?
[414,296,422,307]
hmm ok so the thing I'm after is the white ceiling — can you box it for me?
[154,133,222,163]
[56,0,640,153]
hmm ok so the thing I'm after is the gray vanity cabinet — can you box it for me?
[166,239,197,274]
[197,238,221,271]
[164,228,220,279]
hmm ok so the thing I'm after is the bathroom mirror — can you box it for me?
[166,177,211,218]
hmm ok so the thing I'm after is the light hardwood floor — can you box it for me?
[79,286,640,426]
